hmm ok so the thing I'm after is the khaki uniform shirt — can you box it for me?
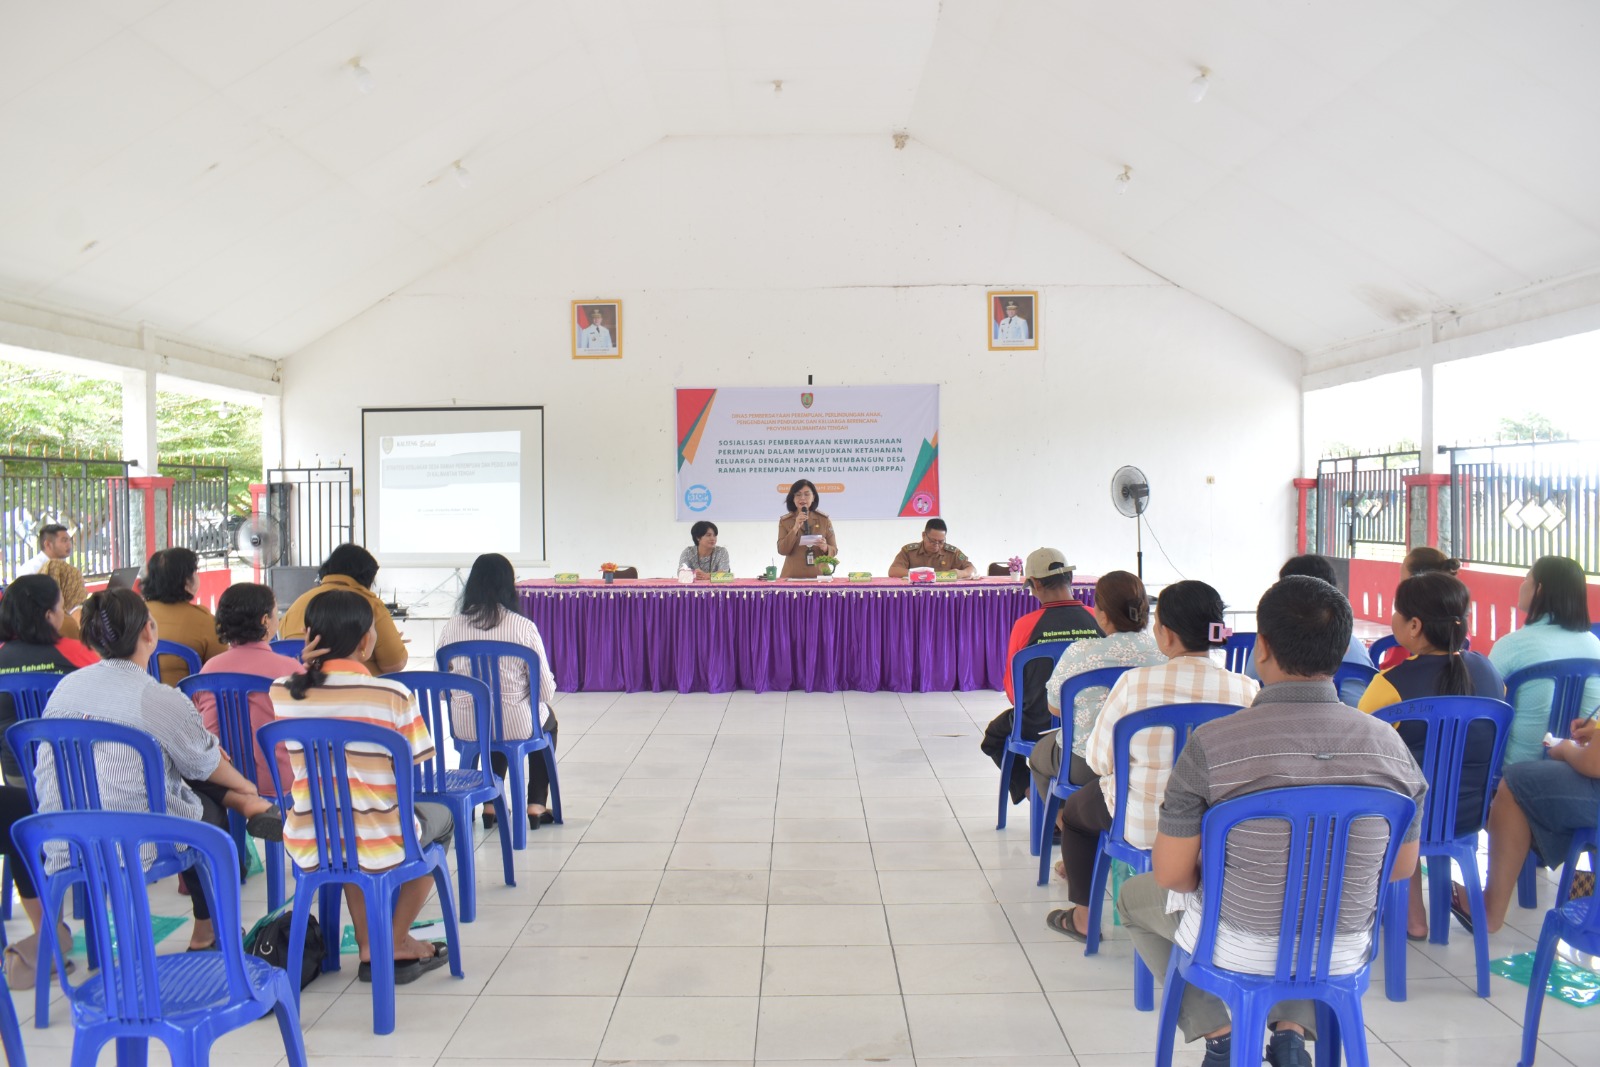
[278,574,409,674]
[891,542,971,574]
[776,511,837,579]
[146,600,224,686]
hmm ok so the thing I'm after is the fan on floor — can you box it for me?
[1110,465,1150,580]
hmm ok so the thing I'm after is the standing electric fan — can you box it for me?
[1110,465,1151,579]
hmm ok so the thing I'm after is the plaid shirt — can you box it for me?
[1083,655,1258,850]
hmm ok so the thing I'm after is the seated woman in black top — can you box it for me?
[0,574,98,784]
[1358,571,1504,939]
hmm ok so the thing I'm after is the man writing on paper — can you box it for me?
[888,519,974,578]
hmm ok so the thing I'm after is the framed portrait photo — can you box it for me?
[572,299,622,359]
[987,290,1038,351]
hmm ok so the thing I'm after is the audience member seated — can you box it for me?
[194,582,305,795]
[269,590,452,982]
[887,518,975,578]
[1046,580,1259,941]
[279,543,409,674]
[678,520,731,578]
[1244,554,1373,699]
[15,523,70,577]
[981,548,1102,803]
[0,784,72,989]
[438,553,560,829]
[1487,555,1600,766]
[0,574,97,786]
[1031,570,1164,802]
[1119,576,1426,1067]
[1357,571,1503,939]
[142,546,222,684]
[1376,548,1461,670]
[37,589,281,951]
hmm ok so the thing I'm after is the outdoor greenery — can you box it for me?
[0,359,262,511]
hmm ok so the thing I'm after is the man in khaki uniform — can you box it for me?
[888,518,975,578]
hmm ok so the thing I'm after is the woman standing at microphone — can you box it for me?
[776,478,838,579]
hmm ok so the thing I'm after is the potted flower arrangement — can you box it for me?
[600,562,619,584]
[814,554,839,578]
[1008,555,1024,583]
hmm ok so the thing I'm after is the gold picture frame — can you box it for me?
[987,290,1039,351]
[572,299,622,359]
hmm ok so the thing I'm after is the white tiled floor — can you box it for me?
[6,687,1599,1066]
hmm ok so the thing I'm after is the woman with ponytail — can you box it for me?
[268,590,454,983]
[1358,571,1504,938]
[37,588,282,951]
[1046,580,1258,941]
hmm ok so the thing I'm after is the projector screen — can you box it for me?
[361,406,546,567]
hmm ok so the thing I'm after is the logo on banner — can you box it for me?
[800,392,813,408]
[911,492,934,515]
[684,484,713,512]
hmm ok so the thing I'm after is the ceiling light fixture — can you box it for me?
[348,57,376,94]
[1115,165,1132,196]
[451,160,473,189]
[1187,66,1211,103]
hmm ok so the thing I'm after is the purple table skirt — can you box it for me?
[516,582,1091,694]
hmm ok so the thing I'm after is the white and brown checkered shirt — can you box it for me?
[1083,655,1259,850]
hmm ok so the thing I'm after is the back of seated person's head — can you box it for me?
[285,590,373,700]
[1278,553,1339,587]
[318,543,379,589]
[81,588,150,660]
[1402,546,1460,579]
[1155,580,1228,652]
[0,574,63,644]
[215,583,277,646]
[1526,555,1591,632]
[459,553,518,629]
[142,547,199,604]
[1256,575,1352,678]
[1094,570,1149,634]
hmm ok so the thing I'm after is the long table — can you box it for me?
[516,576,1097,694]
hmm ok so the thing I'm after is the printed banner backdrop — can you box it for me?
[676,385,940,521]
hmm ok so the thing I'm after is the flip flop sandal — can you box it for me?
[394,941,450,985]
[246,806,284,842]
[1046,907,1091,944]
[1448,884,1474,934]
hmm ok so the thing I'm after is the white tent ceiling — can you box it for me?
[0,0,1595,362]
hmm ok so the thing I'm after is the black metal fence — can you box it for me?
[1448,440,1600,575]
[161,461,233,560]
[1315,452,1420,558]
[0,454,133,581]
[264,467,354,568]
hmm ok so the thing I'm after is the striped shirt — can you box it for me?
[36,657,224,871]
[437,609,557,741]
[269,661,434,873]
[1161,681,1427,974]
[1084,655,1259,850]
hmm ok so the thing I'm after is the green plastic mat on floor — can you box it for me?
[71,914,188,956]
[244,836,263,876]
[1491,951,1600,1008]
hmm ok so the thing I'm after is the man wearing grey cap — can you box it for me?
[981,548,1102,804]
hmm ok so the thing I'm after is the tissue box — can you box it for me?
[908,567,936,584]
[553,573,580,584]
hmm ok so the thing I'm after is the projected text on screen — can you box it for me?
[378,431,520,553]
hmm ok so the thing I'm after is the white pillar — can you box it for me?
[260,393,284,470]
[121,369,158,474]
[1418,362,1436,475]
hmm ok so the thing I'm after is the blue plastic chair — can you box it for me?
[992,641,1072,843]
[0,671,65,922]
[1035,666,1135,886]
[178,672,286,911]
[1153,785,1416,1067]
[257,717,463,1034]
[12,810,307,1067]
[1506,658,1600,908]
[1518,798,1600,1067]
[436,640,565,850]
[1373,696,1512,998]
[1220,632,1257,673]
[147,639,202,683]
[5,717,203,1028]
[1333,661,1378,707]
[1367,634,1400,668]
[387,670,515,922]
[1085,701,1244,1011]
[269,638,305,661]
[0,965,23,1067]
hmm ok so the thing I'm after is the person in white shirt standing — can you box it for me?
[17,524,70,577]
[995,300,1030,343]
[577,306,614,353]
